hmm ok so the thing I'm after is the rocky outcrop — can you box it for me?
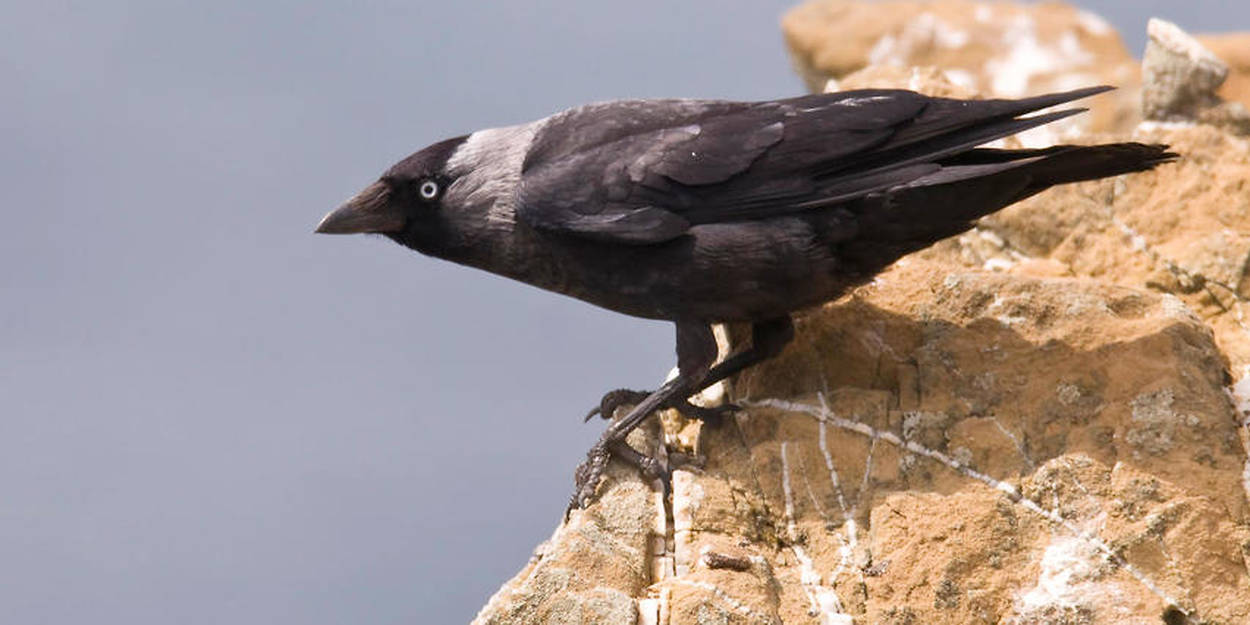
[781,0,1142,135]
[474,9,1250,625]
[724,269,1247,624]
[477,265,1250,625]
[1143,19,1250,135]
[951,122,1250,374]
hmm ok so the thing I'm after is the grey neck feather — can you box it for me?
[434,119,570,289]
[443,121,542,227]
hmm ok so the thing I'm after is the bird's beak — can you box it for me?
[315,181,405,234]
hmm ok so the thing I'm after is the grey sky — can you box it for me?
[2,2,1244,623]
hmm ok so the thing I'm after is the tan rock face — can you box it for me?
[959,123,1250,374]
[477,265,1250,624]
[722,269,1248,623]
[831,64,977,99]
[782,0,1141,134]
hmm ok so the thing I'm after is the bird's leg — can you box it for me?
[572,317,797,510]
[697,316,795,392]
[585,316,795,426]
[571,376,695,512]
[571,322,716,510]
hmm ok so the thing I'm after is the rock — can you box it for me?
[781,0,1141,134]
[478,262,1250,624]
[829,65,977,99]
[1142,18,1229,121]
[953,123,1250,375]
[1142,19,1250,134]
[1198,32,1250,108]
[711,267,1248,624]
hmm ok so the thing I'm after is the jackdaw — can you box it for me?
[316,86,1174,509]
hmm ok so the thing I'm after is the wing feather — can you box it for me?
[516,87,1110,245]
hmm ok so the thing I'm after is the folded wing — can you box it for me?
[516,87,1114,245]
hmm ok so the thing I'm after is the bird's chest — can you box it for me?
[538,219,847,322]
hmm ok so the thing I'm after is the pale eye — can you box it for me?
[419,180,440,200]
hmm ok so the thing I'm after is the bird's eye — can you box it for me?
[419,180,440,200]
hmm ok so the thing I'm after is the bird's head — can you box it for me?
[315,136,469,249]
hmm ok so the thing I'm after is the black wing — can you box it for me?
[516,86,1112,245]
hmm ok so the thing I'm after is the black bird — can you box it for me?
[316,86,1174,509]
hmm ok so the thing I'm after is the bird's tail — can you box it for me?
[838,142,1176,270]
[943,142,1178,189]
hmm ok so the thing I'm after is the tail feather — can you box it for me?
[881,85,1115,148]
[1014,143,1178,188]
[812,86,1122,202]
[836,142,1176,271]
[901,143,1177,197]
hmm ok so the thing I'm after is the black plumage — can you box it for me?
[316,87,1175,509]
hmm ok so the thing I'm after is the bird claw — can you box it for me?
[584,388,737,426]
[584,389,650,422]
[572,384,731,511]
[568,440,612,515]
[567,438,672,515]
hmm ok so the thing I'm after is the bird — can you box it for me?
[316,86,1175,510]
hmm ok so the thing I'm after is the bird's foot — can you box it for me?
[569,440,611,515]
[567,438,670,516]
[584,388,739,426]
[583,389,650,422]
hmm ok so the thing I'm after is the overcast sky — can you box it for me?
[2,2,1245,623]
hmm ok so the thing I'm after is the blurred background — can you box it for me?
[2,1,1245,622]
